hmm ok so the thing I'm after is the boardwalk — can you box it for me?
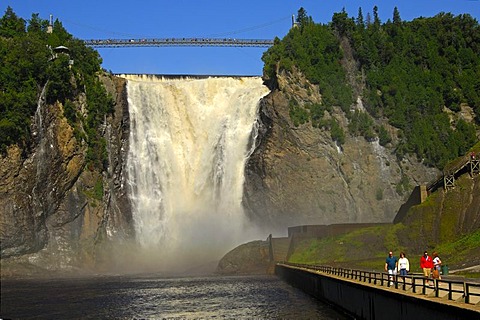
[283,263,480,309]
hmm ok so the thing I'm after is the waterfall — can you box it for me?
[32,82,49,213]
[124,75,269,269]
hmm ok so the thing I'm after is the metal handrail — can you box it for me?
[281,262,480,305]
[466,282,480,304]
[83,38,274,48]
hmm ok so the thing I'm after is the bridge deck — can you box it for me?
[84,38,274,48]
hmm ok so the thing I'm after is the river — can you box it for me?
[1,274,351,319]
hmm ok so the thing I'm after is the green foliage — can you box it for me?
[330,118,345,145]
[296,7,312,29]
[289,237,347,265]
[84,177,104,201]
[63,100,77,125]
[289,219,479,273]
[262,8,353,114]
[93,178,104,200]
[289,225,405,267]
[263,7,479,170]
[0,10,49,151]
[383,223,406,253]
[0,6,25,38]
[288,99,309,127]
[308,103,325,127]
[0,7,112,170]
[377,125,391,146]
[46,54,74,104]
[356,11,480,168]
[395,174,410,196]
[435,230,480,264]
[332,8,355,37]
[348,110,375,141]
[289,147,480,271]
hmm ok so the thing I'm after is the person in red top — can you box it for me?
[420,251,434,284]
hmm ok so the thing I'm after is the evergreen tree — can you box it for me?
[393,7,402,25]
[296,7,310,29]
[0,6,25,38]
[356,7,365,29]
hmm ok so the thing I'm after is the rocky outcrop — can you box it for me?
[0,89,87,260]
[216,240,271,275]
[244,70,440,233]
[0,74,132,274]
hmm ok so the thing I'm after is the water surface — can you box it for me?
[1,274,351,319]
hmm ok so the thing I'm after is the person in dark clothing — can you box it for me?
[385,251,398,286]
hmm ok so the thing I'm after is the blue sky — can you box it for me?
[2,1,479,75]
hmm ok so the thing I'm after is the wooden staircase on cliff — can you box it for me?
[427,153,480,192]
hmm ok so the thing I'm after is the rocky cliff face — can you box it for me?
[0,70,445,276]
[243,70,440,234]
[0,75,132,275]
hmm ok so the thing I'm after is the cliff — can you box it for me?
[243,69,440,233]
[0,74,132,276]
[0,69,473,277]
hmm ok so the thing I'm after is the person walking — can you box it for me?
[398,252,410,276]
[385,251,398,286]
[432,251,442,280]
[420,251,434,285]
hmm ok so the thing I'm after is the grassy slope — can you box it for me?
[289,227,480,274]
[289,143,480,276]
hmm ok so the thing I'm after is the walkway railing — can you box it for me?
[282,262,480,306]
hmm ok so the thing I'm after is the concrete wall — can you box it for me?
[287,223,389,238]
[393,185,427,223]
[276,265,479,320]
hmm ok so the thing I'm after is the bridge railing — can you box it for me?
[83,38,274,48]
[281,262,480,305]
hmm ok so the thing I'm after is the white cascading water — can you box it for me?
[124,75,270,271]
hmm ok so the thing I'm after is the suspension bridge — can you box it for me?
[83,38,274,48]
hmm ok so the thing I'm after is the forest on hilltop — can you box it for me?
[0,6,112,169]
[262,6,479,169]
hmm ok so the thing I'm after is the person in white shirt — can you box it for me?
[398,252,410,276]
[433,251,442,280]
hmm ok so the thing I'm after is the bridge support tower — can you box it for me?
[471,158,479,176]
[444,173,455,190]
